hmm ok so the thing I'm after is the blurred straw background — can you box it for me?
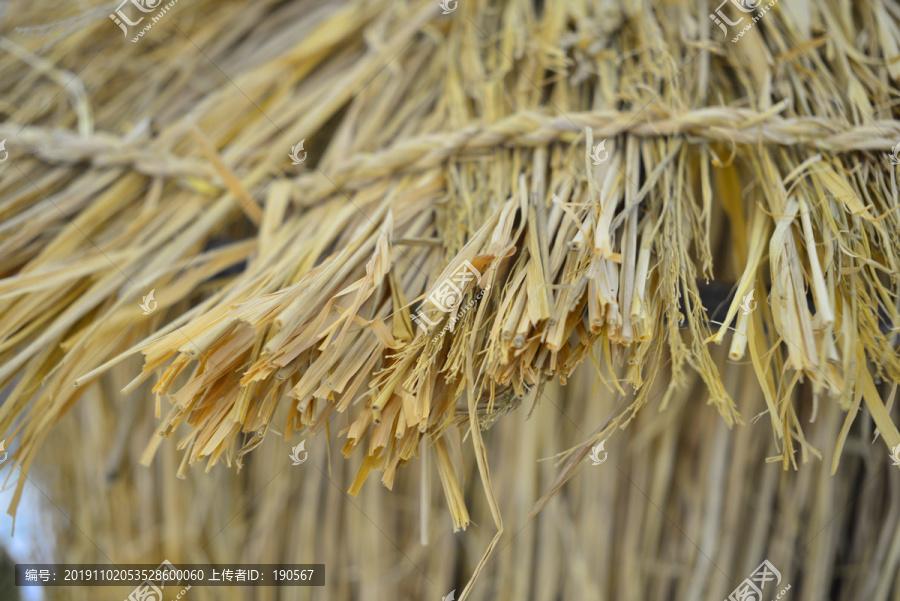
[22,351,900,601]
[0,0,899,599]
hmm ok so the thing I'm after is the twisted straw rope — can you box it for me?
[4,103,899,197]
[0,123,211,179]
[294,103,900,200]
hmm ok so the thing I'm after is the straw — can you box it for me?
[1,0,900,597]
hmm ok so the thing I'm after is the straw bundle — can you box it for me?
[25,352,900,601]
[2,0,900,597]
